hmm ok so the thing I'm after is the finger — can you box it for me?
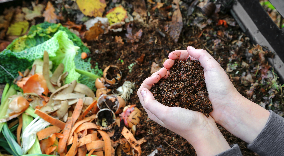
[140,68,167,90]
[163,59,175,69]
[187,46,221,71]
[140,89,169,123]
[164,70,170,79]
[137,88,166,126]
[168,51,181,60]
[139,74,160,90]
[169,50,189,60]
[151,67,168,78]
[143,107,165,127]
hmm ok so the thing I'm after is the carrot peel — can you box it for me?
[37,126,61,140]
[58,117,73,154]
[34,109,65,130]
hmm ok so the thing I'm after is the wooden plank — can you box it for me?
[230,0,284,83]
[234,0,284,61]
[269,0,284,17]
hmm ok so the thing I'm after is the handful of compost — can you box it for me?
[150,59,213,117]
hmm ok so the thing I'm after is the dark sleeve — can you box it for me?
[248,110,284,155]
[215,144,243,156]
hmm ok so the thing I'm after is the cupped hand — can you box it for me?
[164,46,270,144]
[163,46,241,123]
[137,68,230,155]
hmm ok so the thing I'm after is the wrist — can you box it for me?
[186,117,230,156]
[215,94,270,143]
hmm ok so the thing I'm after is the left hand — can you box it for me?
[137,68,230,156]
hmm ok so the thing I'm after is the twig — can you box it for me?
[0,65,15,79]
[163,140,181,153]
[204,46,212,54]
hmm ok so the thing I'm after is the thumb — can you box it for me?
[139,89,169,122]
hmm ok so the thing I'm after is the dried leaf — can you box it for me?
[43,1,57,23]
[84,22,104,41]
[152,2,164,10]
[77,0,106,17]
[0,41,11,51]
[13,7,25,23]
[125,24,143,43]
[22,2,45,20]
[150,62,161,74]
[106,6,127,25]
[63,20,86,36]
[133,0,147,17]
[0,7,15,39]
[6,21,29,36]
[115,36,124,44]
[168,0,183,43]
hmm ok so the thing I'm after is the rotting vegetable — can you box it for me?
[0,22,103,91]
[0,51,143,155]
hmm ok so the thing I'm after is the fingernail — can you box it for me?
[141,90,147,98]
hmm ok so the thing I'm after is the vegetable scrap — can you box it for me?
[0,50,141,155]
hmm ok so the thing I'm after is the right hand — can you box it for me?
[164,46,240,123]
[164,46,270,143]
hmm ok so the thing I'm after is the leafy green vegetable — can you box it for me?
[2,123,22,156]
[0,137,17,155]
[0,85,17,132]
[1,22,102,90]
[76,62,103,91]
[1,31,81,84]
[6,22,61,52]
[22,114,42,154]
[25,107,39,118]
[0,51,32,84]
[48,31,80,84]
[1,83,10,104]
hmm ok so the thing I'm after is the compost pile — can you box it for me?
[0,0,284,155]
[150,60,213,117]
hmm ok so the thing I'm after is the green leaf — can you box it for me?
[0,137,16,155]
[10,123,19,132]
[24,107,39,118]
[75,61,103,91]
[0,86,17,132]
[260,1,275,10]
[22,113,33,133]
[28,137,42,154]
[22,114,43,154]
[0,50,33,84]
[2,123,22,156]
[1,83,10,104]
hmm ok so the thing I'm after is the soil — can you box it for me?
[150,60,213,117]
[89,16,260,155]
[1,0,283,155]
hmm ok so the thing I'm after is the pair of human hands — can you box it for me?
[137,46,270,155]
